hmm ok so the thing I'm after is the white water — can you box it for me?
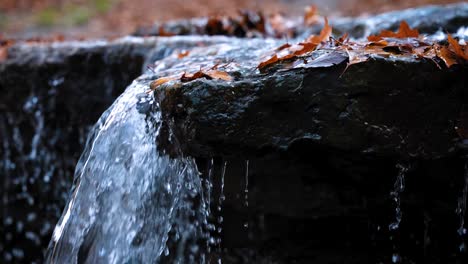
[45,78,207,263]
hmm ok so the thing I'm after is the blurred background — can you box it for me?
[0,0,461,38]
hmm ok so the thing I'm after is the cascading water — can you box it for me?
[456,160,468,253]
[389,163,408,263]
[45,77,208,263]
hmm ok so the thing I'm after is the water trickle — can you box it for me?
[244,160,249,229]
[456,161,468,253]
[45,79,208,263]
[389,163,409,263]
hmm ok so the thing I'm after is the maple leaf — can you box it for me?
[303,5,319,26]
[437,46,458,68]
[306,17,332,44]
[447,34,468,60]
[368,21,419,40]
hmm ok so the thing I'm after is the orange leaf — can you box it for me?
[158,25,175,37]
[307,17,332,44]
[447,34,468,60]
[177,50,190,59]
[206,70,233,81]
[303,5,319,26]
[368,21,419,40]
[437,46,458,68]
[149,75,178,90]
[258,54,280,70]
[276,43,292,51]
[367,35,383,42]
[292,42,317,56]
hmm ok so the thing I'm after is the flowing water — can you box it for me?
[389,163,409,263]
[456,160,468,253]
[45,78,208,263]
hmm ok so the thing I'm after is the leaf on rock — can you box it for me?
[368,21,419,40]
[437,46,458,68]
[206,70,233,81]
[177,50,190,59]
[149,75,179,91]
[258,55,280,70]
[447,34,468,60]
[306,17,332,44]
[158,26,175,37]
[276,43,292,51]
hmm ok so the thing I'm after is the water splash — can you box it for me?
[45,78,207,263]
[456,160,468,253]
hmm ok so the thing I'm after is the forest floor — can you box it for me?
[0,0,462,38]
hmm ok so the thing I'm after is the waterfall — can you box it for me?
[45,77,207,263]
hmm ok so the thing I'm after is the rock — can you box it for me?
[135,3,468,39]
[151,34,468,262]
[156,41,468,159]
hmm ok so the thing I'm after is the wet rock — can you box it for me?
[151,31,468,263]
[156,43,468,159]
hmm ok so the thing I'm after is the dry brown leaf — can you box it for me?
[258,55,280,70]
[158,25,175,37]
[437,46,458,68]
[306,17,332,44]
[206,70,233,81]
[149,75,178,91]
[303,5,319,26]
[177,50,190,59]
[368,21,419,40]
[276,43,292,51]
[447,34,468,60]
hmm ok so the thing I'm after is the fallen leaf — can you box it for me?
[206,70,233,81]
[258,54,280,70]
[306,17,332,44]
[177,50,190,59]
[437,46,458,68]
[304,5,319,26]
[276,43,292,51]
[368,21,419,40]
[158,25,175,37]
[447,34,468,60]
[149,75,179,91]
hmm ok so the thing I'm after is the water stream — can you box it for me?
[45,78,208,263]
[389,163,409,263]
[456,160,468,253]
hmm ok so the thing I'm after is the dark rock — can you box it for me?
[152,34,468,263]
